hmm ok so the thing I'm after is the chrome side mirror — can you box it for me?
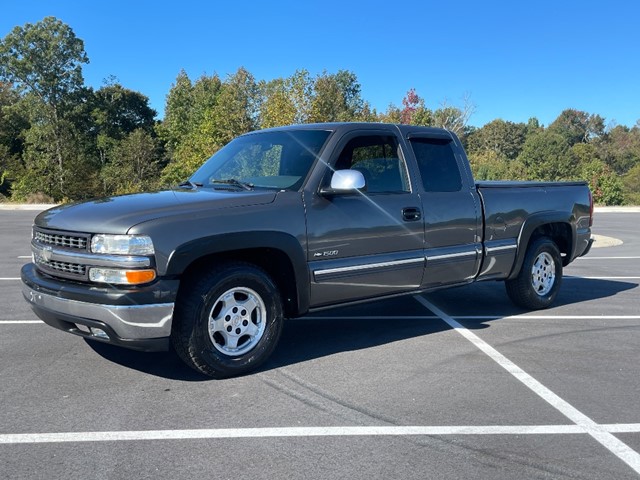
[321,169,366,196]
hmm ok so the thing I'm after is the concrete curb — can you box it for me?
[1,204,639,212]
[0,204,58,211]
[594,206,640,213]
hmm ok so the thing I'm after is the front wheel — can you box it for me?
[171,262,284,378]
[505,237,562,310]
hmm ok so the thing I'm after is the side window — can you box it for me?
[334,135,410,193]
[410,138,462,192]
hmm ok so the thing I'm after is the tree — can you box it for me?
[598,124,640,174]
[309,70,365,122]
[0,82,29,197]
[399,88,433,126]
[259,69,313,128]
[101,129,163,195]
[517,131,576,180]
[160,68,257,184]
[0,17,90,200]
[548,109,605,146]
[466,119,527,160]
[572,143,623,205]
[432,94,475,137]
[623,163,640,205]
[92,83,157,193]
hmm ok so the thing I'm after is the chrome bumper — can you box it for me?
[22,284,174,340]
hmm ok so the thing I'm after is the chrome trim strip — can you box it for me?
[426,251,477,261]
[485,244,517,254]
[32,241,151,268]
[22,284,173,339]
[314,257,424,277]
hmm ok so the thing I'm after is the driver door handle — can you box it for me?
[402,207,422,222]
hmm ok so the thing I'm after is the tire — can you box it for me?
[171,262,284,378]
[505,237,562,310]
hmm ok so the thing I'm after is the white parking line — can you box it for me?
[415,296,640,475]
[3,423,640,445]
[0,320,43,324]
[565,276,640,280]
[303,315,640,321]
[17,256,31,259]
[579,256,640,260]
[0,278,20,281]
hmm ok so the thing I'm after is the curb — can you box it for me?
[1,204,639,212]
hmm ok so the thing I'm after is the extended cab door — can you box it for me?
[405,131,483,288]
[304,128,425,307]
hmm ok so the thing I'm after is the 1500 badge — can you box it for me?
[313,250,339,258]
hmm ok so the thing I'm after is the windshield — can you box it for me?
[190,129,332,191]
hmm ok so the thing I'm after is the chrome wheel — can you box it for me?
[531,252,555,296]
[208,287,266,357]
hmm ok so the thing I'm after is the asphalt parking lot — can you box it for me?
[1,208,639,479]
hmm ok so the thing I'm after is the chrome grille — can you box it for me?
[35,231,88,250]
[34,255,86,277]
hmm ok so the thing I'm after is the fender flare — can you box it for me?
[166,231,309,314]
[507,211,576,280]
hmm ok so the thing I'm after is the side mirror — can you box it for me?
[320,169,366,196]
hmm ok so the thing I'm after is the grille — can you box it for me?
[35,256,87,277]
[34,230,88,250]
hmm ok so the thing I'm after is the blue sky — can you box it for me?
[2,0,639,128]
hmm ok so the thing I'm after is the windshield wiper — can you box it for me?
[178,180,203,189]
[211,178,254,191]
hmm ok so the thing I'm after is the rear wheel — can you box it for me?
[505,237,562,310]
[171,262,283,378]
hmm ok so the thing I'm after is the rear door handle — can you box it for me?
[402,207,422,221]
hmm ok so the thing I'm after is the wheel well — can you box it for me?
[530,222,572,265]
[178,248,302,317]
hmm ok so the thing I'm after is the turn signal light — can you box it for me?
[125,270,157,284]
[89,268,157,285]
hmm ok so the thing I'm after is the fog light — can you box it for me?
[90,327,109,340]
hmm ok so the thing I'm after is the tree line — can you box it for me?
[0,17,638,205]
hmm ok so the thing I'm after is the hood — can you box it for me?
[34,188,278,234]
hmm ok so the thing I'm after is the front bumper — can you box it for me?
[21,263,179,351]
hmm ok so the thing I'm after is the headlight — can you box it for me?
[91,234,155,255]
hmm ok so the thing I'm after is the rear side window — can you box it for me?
[410,138,462,192]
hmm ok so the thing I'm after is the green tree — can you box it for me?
[466,119,527,160]
[572,143,623,205]
[91,82,158,193]
[0,17,90,200]
[517,131,576,180]
[548,109,605,146]
[598,124,640,174]
[0,82,29,197]
[309,70,365,122]
[101,129,163,195]
[160,68,257,184]
[259,69,314,128]
[623,163,640,204]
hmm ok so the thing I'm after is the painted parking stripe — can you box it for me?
[564,276,640,280]
[302,315,640,321]
[578,256,640,260]
[0,278,20,280]
[6,424,640,445]
[415,295,640,475]
[0,320,43,324]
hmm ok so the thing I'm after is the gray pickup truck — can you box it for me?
[22,123,593,378]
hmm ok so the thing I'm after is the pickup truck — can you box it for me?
[22,123,594,378]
